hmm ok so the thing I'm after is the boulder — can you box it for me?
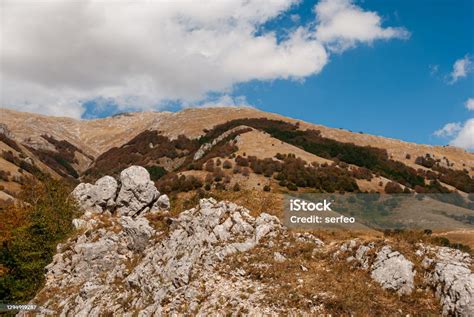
[151,194,170,213]
[30,198,283,315]
[72,183,102,213]
[72,176,118,213]
[421,246,474,316]
[370,246,415,295]
[116,166,159,217]
[94,176,118,208]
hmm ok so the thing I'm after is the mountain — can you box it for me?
[1,108,474,315]
[1,107,473,195]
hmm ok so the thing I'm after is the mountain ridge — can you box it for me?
[1,107,473,198]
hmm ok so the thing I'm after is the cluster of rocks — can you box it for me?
[338,240,474,316]
[27,175,283,316]
[72,165,170,218]
[20,166,474,316]
[338,240,415,296]
[418,245,474,316]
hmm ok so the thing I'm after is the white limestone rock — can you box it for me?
[116,166,159,217]
[370,246,415,295]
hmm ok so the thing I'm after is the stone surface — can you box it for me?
[342,241,415,296]
[370,246,415,295]
[71,183,102,213]
[116,166,159,217]
[420,245,474,316]
[151,194,170,213]
[94,176,118,208]
[27,198,282,315]
[71,166,164,217]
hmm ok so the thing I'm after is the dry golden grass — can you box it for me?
[167,189,283,219]
[222,234,441,316]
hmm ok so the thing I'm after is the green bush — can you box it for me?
[0,178,79,303]
[146,165,167,181]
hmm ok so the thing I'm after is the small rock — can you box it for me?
[274,252,286,263]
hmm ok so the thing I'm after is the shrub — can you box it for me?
[233,183,241,192]
[384,182,403,194]
[146,165,167,181]
[205,160,215,172]
[0,170,10,181]
[223,160,232,169]
[235,156,249,167]
[0,178,79,302]
[156,173,203,193]
[263,185,271,192]
[352,167,372,180]
[233,165,242,174]
[213,167,224,182]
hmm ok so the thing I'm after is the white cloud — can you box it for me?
[314,0,410,52]
[434,119,474,151]
[434,122,462,137]
[1,0,408,118]
[448,55,472,84]
[450,119,474,150]
[465,98,474,111]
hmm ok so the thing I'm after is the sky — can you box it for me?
[0,0,473,149]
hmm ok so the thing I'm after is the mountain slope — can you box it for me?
[1,107,473,172]
[0,107,473,201]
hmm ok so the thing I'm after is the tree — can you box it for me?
[233,183,241,192]
[205,160,215,172]
[0,178,79,302]
[384,182,404,194]
[223,160,232,169]
[213,167,224,182]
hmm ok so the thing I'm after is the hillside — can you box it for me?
[1,107,473,171]
[1,108,474,315]
[12,166,474,316]
[1,107,474,230]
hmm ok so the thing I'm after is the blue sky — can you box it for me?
[234,0,474,147]
[1,0,473,148]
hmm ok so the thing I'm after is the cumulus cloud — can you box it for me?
[314,0,410,52]
[448,55,472,84]
[434,122,462,137]
[1,0,408,118]
[450,119,474,150]
[465,98,474,111]
[434,119,474,151]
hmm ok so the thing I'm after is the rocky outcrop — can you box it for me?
[370,246,415,296]
[72,176,118,213]
[340,241,415,295]
[115,166,159,216]
[72,166,167,217]
[26,197,282,316]
[0,123,13,138]
[22,166,474,316]
[418,245,474,316]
